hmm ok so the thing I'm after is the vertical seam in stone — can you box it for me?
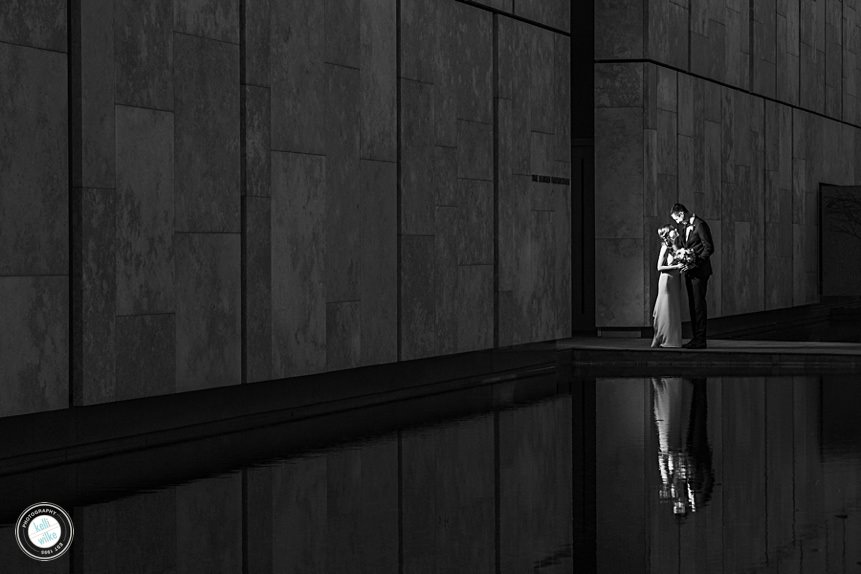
[798,0,802,107]
[763,99,767,309]
[676,68,680,205]
[750,0,755,92]
[69,0,78,409]
[841,0,845,121]
[688,0,693,71]
[493,14,499,349]
[791,105,795,306]
[775,0,779,100]
[396,0,403,362]
[643,0,649,60]
[240,0,248,385]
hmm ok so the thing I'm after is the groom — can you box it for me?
[671,203,714,349]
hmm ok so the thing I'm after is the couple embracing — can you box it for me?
[651,203,714,349]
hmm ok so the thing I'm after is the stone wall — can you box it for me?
[595,0,861,328]
[0,0,571,417]
[0,2,69,417]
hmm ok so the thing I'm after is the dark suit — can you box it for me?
[682,216,714,344]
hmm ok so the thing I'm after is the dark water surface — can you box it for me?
[2,373,861,573]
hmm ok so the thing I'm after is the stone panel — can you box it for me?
[824,0,842,118]
[529,27,557,134]
[360,160,398,365]
[455,264,494,352]
[595,107,644,239]
[402,416,495,574]
[75,189,116,405]
[434,146,458,206]
[115,314,176,401]
[691,1,727,82]
[776,1,800,106]
[73,0,115,189]
[271,152,327,377]
[176,233,241,390]
[174,0,240,44]
[515,0,569,32]
[703,118,722,217]
[400,0,435,83]
[435,206,459,354]
[0,277,68,418]
[595,64,644,109]
[401,79,435,235]
[177,474,242,573]
[453,3,493,124]
[271,0,325,154]
[456,180,494,267]
[498,17,524,102]
[470,0,511,10]
[243,0,270,86]
[845,2,861,124]
[595,238,644,327]
[725,4,751,89]
[432,0,457,147]
[325,0,359,68]
[326,65,361,303]
[550,34,568,166]
[765,220,793,309]
[244,195,272,383]
[401,234,436,360]
[529,210,560,338]
[648,0,689,70]
[115,0,173,109]
[0,44,68,276]
[326,301,361,370]
[115,106,175,316]
[497,175,531,345]
[553,184,572,338]
[753,0,777,99]
[244,85,270,197]
[0,0,66,51]
[174,34,240,232]
[799,0,826,113]
[360,0,397,161]
[595,0,644,59]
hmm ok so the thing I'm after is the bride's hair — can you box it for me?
[657,225,676,247]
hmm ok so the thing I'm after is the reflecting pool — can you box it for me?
[1,373,860,573]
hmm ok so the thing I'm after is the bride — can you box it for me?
[651,225,683,348]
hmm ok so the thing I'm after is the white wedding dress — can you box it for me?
[651,247,682,348]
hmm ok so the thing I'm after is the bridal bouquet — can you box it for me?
[672,248,696,267]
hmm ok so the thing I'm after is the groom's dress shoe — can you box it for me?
[683,340,707,349]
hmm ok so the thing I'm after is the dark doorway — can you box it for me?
[820,185,861,298]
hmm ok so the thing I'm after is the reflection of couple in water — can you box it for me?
[651,376,714,516]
